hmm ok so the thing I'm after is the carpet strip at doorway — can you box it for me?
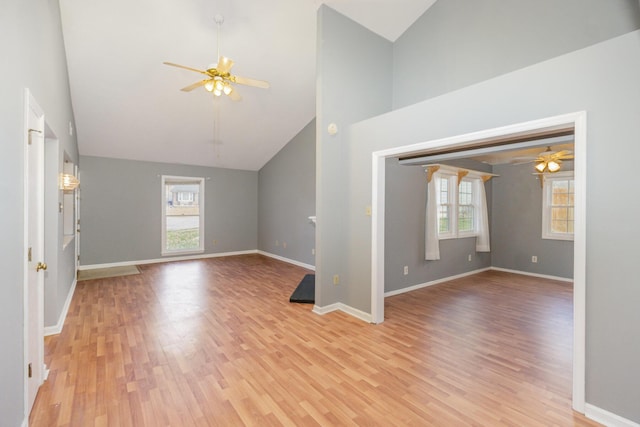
[289,274,315,304]
[78,265,140,281]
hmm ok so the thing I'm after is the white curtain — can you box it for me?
[476,180,490,252]
[425,175,440,260]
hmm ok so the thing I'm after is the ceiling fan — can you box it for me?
[163,15,269,101]
[513,146,574,173]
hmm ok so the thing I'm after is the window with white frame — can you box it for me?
[161,175,205,255]
[177,191,194,204]
[542,171,574,240]
[435,173,480,239]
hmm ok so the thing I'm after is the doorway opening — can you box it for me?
[371,111,587,412]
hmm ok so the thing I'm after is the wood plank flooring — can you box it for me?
[30,255,600,426]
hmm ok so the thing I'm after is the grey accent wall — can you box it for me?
[316,5,392,306]
[258,119,316,266]
[385,158,492,293]
[79,156,257,265]
[491,163,573,278]
[319,30,640,421]
[393,0,640,109]
[1,0,79,424]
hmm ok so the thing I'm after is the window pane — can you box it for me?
[165,182,201,252]
[552,220,568,233]
[438,206,449,233]
[551,207,568,221]
[439,178,448,203]
[459,181,472,205]
[458,206,474,232]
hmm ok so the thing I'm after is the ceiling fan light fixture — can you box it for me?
[213,88,222,96]
[223,84,232,95]
[204,80,215,92]
[535,161,547,173]
[215,80,224,91]
[547,160,561,172]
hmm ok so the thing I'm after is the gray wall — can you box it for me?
[79,156,257,265]
[392,0,640,109]
[316,5,393,306]
[258,119,316,266]
[0,0,79,424]
[319,28,640,422]
[491,163,573,278]
[385,158,492,293]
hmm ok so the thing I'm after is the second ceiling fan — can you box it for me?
[164,14,269,101]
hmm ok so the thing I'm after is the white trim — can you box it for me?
[257,251,315,271]
[21,418,27,427]
[44,278,77,336]
[313,302,373,323]
[585,404,640,427]
[78,249,258,270]
[371,111,587,413]
[490,267,573,283]
[384,267,491,297]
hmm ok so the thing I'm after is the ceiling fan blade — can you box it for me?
[232,75,270,89]
[510,156,537,164]
[227,87,242,101]
[163,62,208,75]
[180,80,209,92]
[216,56,234,74]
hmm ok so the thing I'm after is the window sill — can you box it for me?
[542,234,574,241]
[161,249,205,257]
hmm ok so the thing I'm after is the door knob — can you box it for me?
[36,262,47,272]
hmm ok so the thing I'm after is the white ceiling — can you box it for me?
[59,0,437,171]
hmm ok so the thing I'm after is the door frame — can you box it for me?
[371,111,587,412]
[23,88,46,417]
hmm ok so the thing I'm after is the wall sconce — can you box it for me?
[59,173,80,191]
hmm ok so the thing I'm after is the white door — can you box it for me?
[75,165,80,274]
[25,90,46,414]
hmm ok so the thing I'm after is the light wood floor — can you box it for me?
[30,255,600,426]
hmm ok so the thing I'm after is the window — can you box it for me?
[437,176,451,234]
[177,191,194,204]
[161,176,205,255]
[542,171,574,240]
[435,173,479,239]
[458,180,475,234]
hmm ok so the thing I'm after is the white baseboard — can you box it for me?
[384,267,491,297]
[44,278,77,336]
[78,249,259,270]
[257,251,315,271]
[585,403,640,427]
[313,302,372,323]
[490,266,573,282]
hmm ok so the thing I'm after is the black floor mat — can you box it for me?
[289,274,315,304]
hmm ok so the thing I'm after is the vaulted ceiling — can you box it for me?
[59,0,437,171]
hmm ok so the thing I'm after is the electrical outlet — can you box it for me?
[365,206,372,216]
[213,239,218,245]
[532,255,538,263]
[333,275,339,285]
[468,254,472,262]
[312,248,315,255]
[403,266,408,275]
